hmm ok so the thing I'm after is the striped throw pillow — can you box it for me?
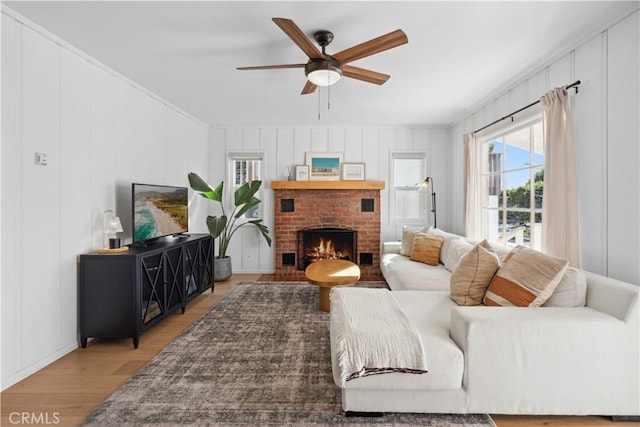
[410,233,444,266]
[484,246,569,307]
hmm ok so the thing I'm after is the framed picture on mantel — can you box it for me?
[342,163,365,180]
[306,152,343,181]
[295,165,309,181]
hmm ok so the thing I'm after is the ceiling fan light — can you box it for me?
[307,69,341,86]
[305,58,343,87]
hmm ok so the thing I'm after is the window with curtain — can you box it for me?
[229,153,263,219]
[390,152,426,224]
[478,118,543,250]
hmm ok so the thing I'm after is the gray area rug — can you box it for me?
[81,282,495,426]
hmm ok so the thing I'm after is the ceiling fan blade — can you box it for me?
[272,18,324,60]
[342,65,390,85]
[333,29,408,64]
[237,64,306,70]
[301,80,317,95]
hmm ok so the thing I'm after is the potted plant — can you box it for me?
[188,172,271,281]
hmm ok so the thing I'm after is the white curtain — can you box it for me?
[464,132,480,240]
[541,88,580,267]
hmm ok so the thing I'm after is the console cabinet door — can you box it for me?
[198,238,215,293]
[139,251,164,327]
[164,246,185,313]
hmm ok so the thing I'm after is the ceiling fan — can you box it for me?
[237,18,408,95]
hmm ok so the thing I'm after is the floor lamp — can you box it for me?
[417,177,437,229]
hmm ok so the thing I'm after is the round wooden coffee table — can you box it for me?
[305,259,361,312]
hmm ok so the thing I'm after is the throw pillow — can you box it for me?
[430,228,464,264]
[450,240,501,306]
[484,246,569,307]
[488,241,512,263]
[543,267,587,307]
[410,233,444,266]
[444,238,474,272]
[400,225,433,256]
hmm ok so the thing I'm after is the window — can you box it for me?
[229,153,263,219]
[390,152,426,224]
[478,118,543,250]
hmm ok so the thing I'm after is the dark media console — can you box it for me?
[79,234,215,348]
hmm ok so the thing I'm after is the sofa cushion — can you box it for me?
[410,233,444,266]
[400,225,432,256]
[484,246,569,307]
[467,239,512,262]
[444,238,474,272]
[337,291,464,391]
[430,228,464,264]
[381,253,451,291]
[543,267,587,307]
[488,241,512,262]
[450,240,500,306]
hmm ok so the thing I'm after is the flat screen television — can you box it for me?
[132,183,188,244]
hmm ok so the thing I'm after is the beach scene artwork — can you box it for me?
[307,153,342,180]
[134,185,188,242]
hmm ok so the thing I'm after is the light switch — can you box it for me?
[35,152,48,166]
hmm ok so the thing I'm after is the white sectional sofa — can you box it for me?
[330,229,640,416]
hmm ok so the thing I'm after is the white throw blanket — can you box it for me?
[331,287,428,387]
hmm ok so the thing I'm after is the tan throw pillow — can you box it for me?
[484,246,569,307]
[400,225,433,256]
[450,240,500,306]
[410,233,444,266]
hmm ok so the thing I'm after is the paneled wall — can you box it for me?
[208,126,452,274]
[1,12,209,389]
[450,10,639,285]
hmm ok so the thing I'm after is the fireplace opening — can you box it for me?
[297,228,357,270]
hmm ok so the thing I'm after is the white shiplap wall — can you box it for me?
[1,12,209,390]
[450,10,640,285]
[207,126,452,274]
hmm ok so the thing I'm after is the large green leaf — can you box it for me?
[206,215,227,238]
[189,172,223,202]
[248,219,272,247]
[234,180,262,206]
[234,197,260,218]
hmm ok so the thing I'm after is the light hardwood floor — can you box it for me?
[0,275,620,427]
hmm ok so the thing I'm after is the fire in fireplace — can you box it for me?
[298,228,357,270]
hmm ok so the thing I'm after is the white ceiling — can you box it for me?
[4,1,638,126]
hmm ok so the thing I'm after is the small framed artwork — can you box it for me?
[342,163,366,180]
[306,152,343,181]
[295,165,309,181]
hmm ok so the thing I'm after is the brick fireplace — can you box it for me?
[271,181,385,281]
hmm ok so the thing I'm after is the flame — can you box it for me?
[318,238,333,255]
[307,237,347,262]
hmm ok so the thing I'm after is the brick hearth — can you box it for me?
[271,181,385,281]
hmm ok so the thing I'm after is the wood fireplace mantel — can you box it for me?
[270,181,385,190]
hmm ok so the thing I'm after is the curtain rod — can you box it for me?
[473,80,581,134]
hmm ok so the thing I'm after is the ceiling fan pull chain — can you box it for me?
[327,63,331,110]
[317,88,321,120]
